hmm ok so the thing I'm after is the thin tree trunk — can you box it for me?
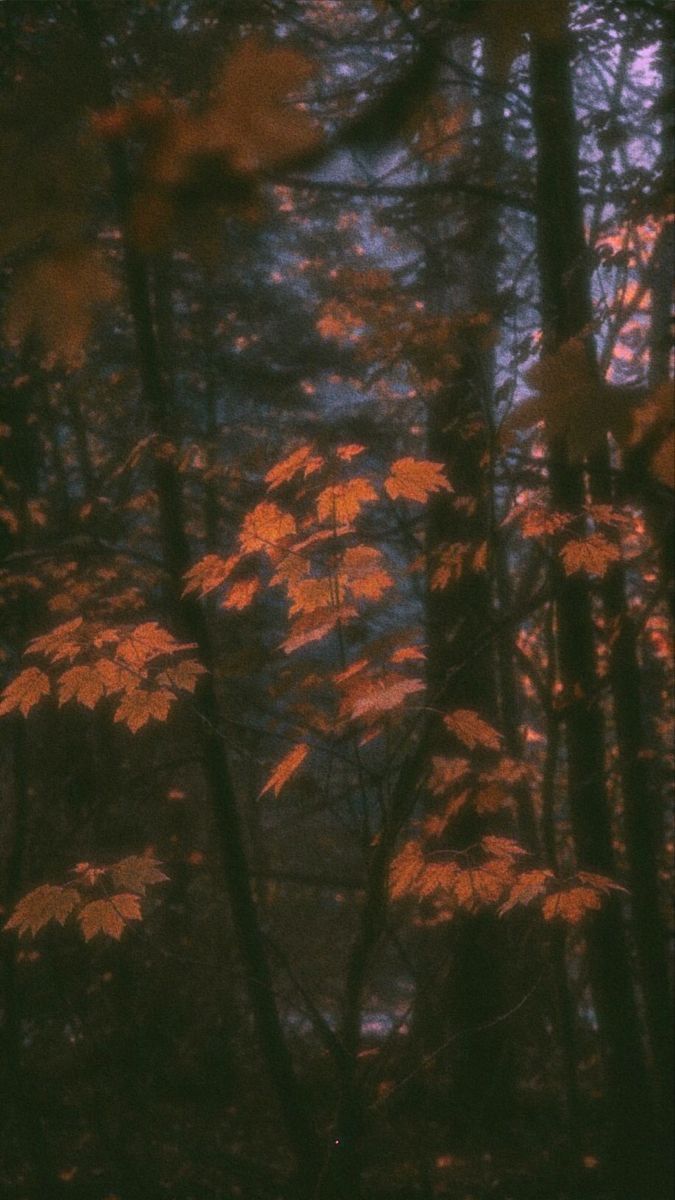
[530,19,664,1196]
[77,8,320,1191]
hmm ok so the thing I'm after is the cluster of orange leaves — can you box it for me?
[0,618,204,732]
[389,703,624,926]
[4,853,168,942]
[184,443,452,796]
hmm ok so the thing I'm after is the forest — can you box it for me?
[0,1,672,1198]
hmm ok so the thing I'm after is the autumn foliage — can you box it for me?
[0,3,672,1200]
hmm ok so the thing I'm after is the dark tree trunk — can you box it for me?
[530,19,665,1197]
[77,9,321,1192]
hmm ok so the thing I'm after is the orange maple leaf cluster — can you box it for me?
[0,618,204,732]
[5,853,168,942]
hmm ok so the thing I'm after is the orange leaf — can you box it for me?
[27,618,84,663]
[0,666,51,717]
[78,893,142,941]
[428,756,471,796]
[542,887,602,924]
[113,688,174,733]
[560,534,621,577]
[115,622,192,670]
[223,578,260,610]
[444,709,502,751]
[110,854,169,894]
[453,861,511,907]
[156,658,206,693]
[265,444,324,490]
[384,457,451,503]
[348,674,425,720]
[431,542,470,589]
[239,501,296,555]
[5,884,80,937]
[260,743,309,798]
[336,443,365,461]
[481,835,527,858]
[340,545,393,602]
[499,868,554,914]
[389,840,424,900]
[183,553,240,597]
[390,645,426,664]
[315,477,377,525]
[281,608,351,654]
[58,665,106,710]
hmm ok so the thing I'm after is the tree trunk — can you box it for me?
[77,9,321,1191]
[530,18,665,1196]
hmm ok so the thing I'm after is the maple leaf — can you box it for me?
[0,666,51,718]
[348,674,425,721]
[431,543,470,589]
[475,783,512,814]
[336,444,365,461]
[78,893,142,941]
[156,658,206,693]
[5,884,81,937]
[315,478,377,525]
[499,868,554,915]
[281,608,354,654]
[577,871,626,894]
[520,506,570,539]
[334,658,370,685]
[560,534,621,577]
[340,545,393,603]
[287,576,334,617]
[95,658,137,694]
[390,645,426,664]
[57,664,106,710]
[265,444,324,490]
[260,743,309,798]
[5,248,118,368]
[202,36,321,175]
[542,887,602,924]
[389,840,424,900]
[110,855,169,894]
[418,860,460,899]
[115,622,192,670]
[239,501,296,555]
[453,860,512,908]
[444,709,502,751]
[505,338,635,460]
[183,553,240,597]
[223,578,260,610]
[481,835,527,859]
[28,618,85,663]
[428,756,471,796]
[113,688,174,733]
[384,458,451,503]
